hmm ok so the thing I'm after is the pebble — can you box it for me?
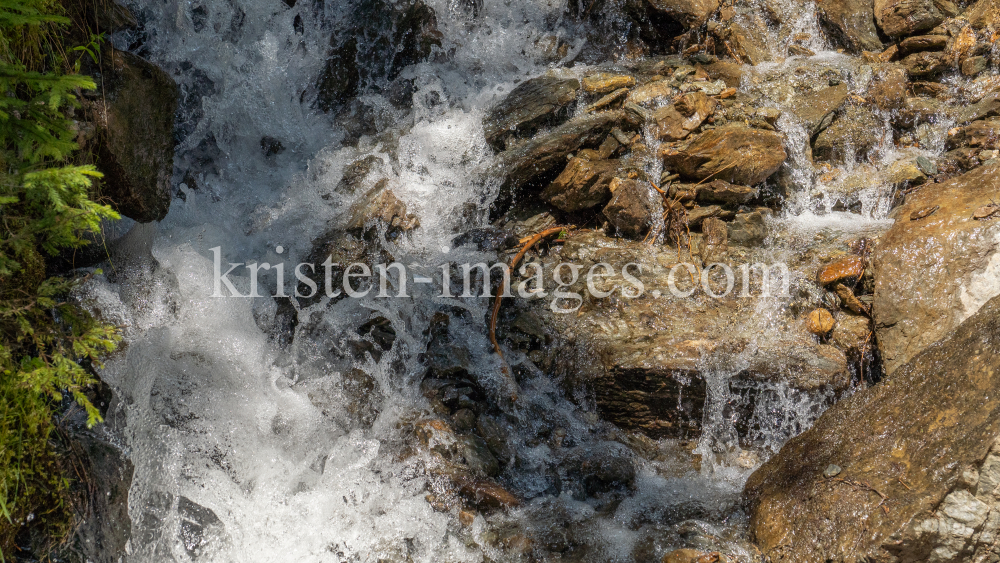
[823,464,842,478]
[807,308,836,336]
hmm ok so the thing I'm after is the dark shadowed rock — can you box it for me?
[745,292,1000,563]
[623,0,720,50]
[87,50,178,223]
[812,0,883,51]
[602,178,662,239]
[661,126,787,185]
[873,164,1000,375]
[497,110,627,192]
[483,76,581,151]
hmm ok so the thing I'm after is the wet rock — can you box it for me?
[626,78,676,106]
[957,91,1000,125]
[902,50,950,77]
[652,91,717,141]
[345,181,420,234]
[874,164,1000,375]
[483,76,581,151]
[947,118,1000,149]
[727,211,767,246]
[624,0,721,49]
[962,55,989,76]
[897,34,948,56]
[967,0,1000,28]
[807,308,836,336]
[501,230,851,439]
[602,178,663,239]
[541,157,625,212]
[702,60,743,87]
[687,204,723,227]
[457,435,500,477]
[582,72,636,94]
[868,66,908,110]
[813,105,882,163]
[695,179,756,206]
[817,255,866,286]
[335,155,384,195]
[717,21,771,65]
[875,0,957,37]
[809,0,883,52]
[497,110,627,192]
[701,217,728,261]
[562,442,637,495]
[86,50,178,223]
[834,283,870,315]
[788,84,851,137]
[661,126,787,186]
[315,0,441,112]
[744,293,1000,563]
[476,414,514,464]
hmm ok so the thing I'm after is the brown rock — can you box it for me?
[950,24,978,61]
[874,163,1000,375]
[807,308,836,335]
[817,255,865,286]
[702,60,743,87]
[626,79,675,106]
[897,34,948,56]
[346,181,420,233]
[602,178,663,239]
[868,66,908,110]
[661,126,787,185]
[645,0,721,29]
[695,179,757,205]
[718,21,771,65]
[652,92,717,141]
[541,157,623,212]
[813,105,882,163]
[901,50,950,77]
[834,283,870,315]
[962,55,989,77]
[87,50,178,223]
[497,110,626,192]
[483,76,580,150]
[948,118,1000,149]
[687,204,723,227]
[583,73,636,94]
[663,549,724,563]
[744,293,1000,562]
[788,84,851,137]
[967,0,1000,28]
[874,0,958,37]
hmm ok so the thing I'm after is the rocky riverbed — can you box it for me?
[40,0,1000,561]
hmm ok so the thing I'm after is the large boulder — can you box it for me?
[500,229,851,439]
[744,292,1000,563]
[874,0,958,37]
[873,164,1000,376]
[788,84,851,138]
[87,50,178,223]
[661,126,787,185]
[483,76,581,151]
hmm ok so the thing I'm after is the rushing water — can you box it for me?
[74,0,966,561]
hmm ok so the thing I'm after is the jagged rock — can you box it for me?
[702,60,744,87]
[695,179,756,205]
[316,0,441,112]
[962,55,989,76]
[86,50,178,223]
[744,293,1000,563]
[874,0,958,37]
[541,157,626,212]
[788,84,851,137]
[687,204,723,227]
[661,126,787,186]
[958,91,1000,125]
[335,155,384,195]
[901,50,950,77]
[501,230,851,439]
[897,34,948,56]
[582,73,636,94]
[602,178,663,239]
[483,76,581,150]
[813,105,883,163]
[652,91,717,141]
[497,110,627,192]
[345,181,420,234]
[967,0,1000,28]
[874,164,1000,375]
[662,549,724,563]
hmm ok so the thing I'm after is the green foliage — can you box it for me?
[0,0,121,557]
